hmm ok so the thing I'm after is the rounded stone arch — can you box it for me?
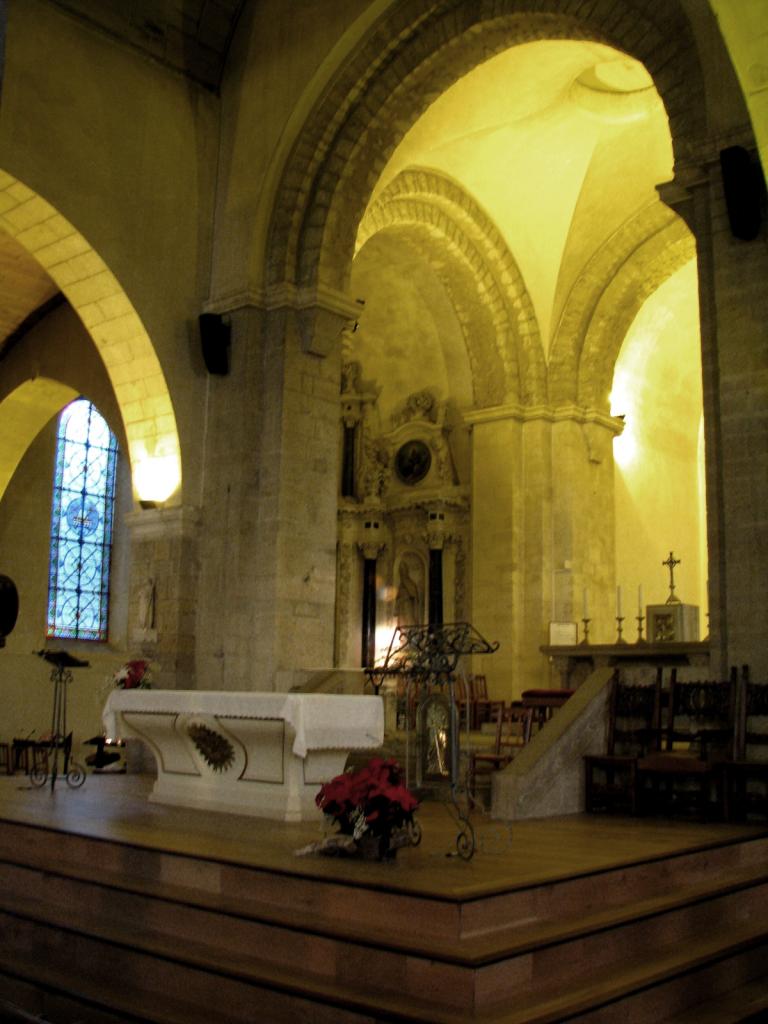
[577,221,696,409]
[0,378,78,501]
[0,171,182,503]
[549,201,688,405]
[358,168,545,406]
[358,219,508,408]
[267,0,705,301]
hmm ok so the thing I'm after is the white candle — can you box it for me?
[616,585,622,617]
[583,588,589,618]
[638,584,643,615]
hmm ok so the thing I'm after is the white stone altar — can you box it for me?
[102,690,384,821]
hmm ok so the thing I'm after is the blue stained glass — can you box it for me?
[47,399,118,641]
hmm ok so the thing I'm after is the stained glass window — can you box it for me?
[47,399,118,641]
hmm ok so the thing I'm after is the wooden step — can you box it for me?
[1,847,768,1020]
[2,816,767,945]
[662,978,768,1023]
[1,852,767,972]
[2,790,767,1023]
[1,901,767,1024]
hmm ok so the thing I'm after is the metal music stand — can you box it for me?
[33,649,89,791]
[367,622,499,860]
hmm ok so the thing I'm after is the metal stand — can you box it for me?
[368,622,499,861]
[33,650,89,791]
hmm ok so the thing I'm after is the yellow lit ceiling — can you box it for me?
[357,39,678,365]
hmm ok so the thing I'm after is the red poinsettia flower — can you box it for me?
[316,757,419,837]
[114,659,152,689]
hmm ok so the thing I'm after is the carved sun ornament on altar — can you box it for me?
[187,723,236,772]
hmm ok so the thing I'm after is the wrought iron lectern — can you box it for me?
[33,649,89,790]
[365,622,499,859]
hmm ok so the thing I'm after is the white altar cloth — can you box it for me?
[102,690,384,821]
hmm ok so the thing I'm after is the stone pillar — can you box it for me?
[125,505,201,689]
[660,150,768,677]
[194,290,359,691]
[467,410,525,696]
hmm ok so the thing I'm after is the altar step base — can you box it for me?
[0,822,767,1023]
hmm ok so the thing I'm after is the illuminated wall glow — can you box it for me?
[612,261,705,609]
[133,452,182,504]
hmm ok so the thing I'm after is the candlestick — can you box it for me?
[616,585,622,618]
[583,588,589,619]
[615,615,626,644]
[635,614,646,643]
[637,584,643,615]
[580,618,591,645]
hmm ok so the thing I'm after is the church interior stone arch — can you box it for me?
[0,0,765,747]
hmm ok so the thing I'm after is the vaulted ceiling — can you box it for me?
[0,0,246,362]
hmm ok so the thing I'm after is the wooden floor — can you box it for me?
[0,773,765,899]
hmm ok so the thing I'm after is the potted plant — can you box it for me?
[315,757,420,860]
[112,659,153,689]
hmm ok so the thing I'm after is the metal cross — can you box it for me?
[662,550,681,604]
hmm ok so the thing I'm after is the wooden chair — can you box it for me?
[468,704,533,800]
[584,669,663,815]
[723,666,768,822]
[637,668,737,820]
[453,675,472,729]
[468,674,503,729]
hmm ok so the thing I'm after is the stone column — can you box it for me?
[660,149,768,678]
[466,410,525,695]
[125,505,201,689]
[194,289,359,691]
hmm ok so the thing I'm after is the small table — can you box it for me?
[520,689,576,729]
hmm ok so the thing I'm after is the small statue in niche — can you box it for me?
[395,557,424,626]
[137,578,156,631]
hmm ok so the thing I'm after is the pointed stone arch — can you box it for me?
[266,0,704,308]
[0,171,182,502]
[358,168,546,406]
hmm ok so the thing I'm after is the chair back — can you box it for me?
[664,667,737,761]
[492,704,533,754]
[608,668,663,757]
[470,674,488,701]
[736,665,768,762]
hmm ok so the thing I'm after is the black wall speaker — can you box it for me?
[719,146,764,241]
[199,312,231,375]
[0,574,19,648]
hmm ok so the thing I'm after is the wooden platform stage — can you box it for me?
[0,773,765,898]
[1,774,768,1023]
